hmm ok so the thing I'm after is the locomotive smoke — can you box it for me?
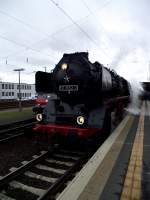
[110,47,144,115]
[125,81,143,115]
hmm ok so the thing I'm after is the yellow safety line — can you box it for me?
[120,101,145,200]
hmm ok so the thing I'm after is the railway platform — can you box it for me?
[57,101,149,200]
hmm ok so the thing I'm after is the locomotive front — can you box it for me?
[33,52,130,144]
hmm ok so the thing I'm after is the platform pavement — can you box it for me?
[57,101,149,200]
[142,101,150,199]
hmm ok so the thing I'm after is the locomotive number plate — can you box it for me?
[59,85,78,91]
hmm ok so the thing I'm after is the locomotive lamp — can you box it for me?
[77,116,85,125]
[61,63,68,70]
[36,113,43,122]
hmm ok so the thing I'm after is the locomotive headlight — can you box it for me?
[36,113,43,122]
[77,116,85,125]
[61,63,68,70]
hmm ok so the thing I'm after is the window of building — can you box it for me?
[9,92,11,96]
[12,92,14,96]
[2,92,4,96]
[2,84,4,89]
[12,84,14,89]
[5,84,8,89]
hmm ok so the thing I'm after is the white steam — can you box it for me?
[126,80,143,115]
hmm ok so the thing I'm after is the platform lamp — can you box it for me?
[13,68,25,112]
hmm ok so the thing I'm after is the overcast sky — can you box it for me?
[0,0,150,85]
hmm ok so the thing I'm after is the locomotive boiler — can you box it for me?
[33,52,130,145]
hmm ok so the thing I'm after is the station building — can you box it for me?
[0,82,36,100]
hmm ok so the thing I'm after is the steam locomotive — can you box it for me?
[33,52,130,145]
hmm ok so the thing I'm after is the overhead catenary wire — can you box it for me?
[0,0,112,62]
[0,9,48,38]
[89,0,115,12]
[0,8,93,63]
[49,0,111,59]
[0,8,69,50]
[81,0,111,52]
[0,7,98,60]
[81,0,113,18]
[0,14,90,61]
[0,0,113,40]
[81,0,122,67]
[0,8,67,62]
[81,0,114,43]
[0,0,113,65]
[0,33,55,63]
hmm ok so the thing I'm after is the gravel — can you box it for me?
[0,135,42,176]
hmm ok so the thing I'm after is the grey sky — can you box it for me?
[0,0,149,84]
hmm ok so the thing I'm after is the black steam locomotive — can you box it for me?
[33,52,130,144]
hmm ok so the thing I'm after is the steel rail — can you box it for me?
[0,118,34,130]
[38,153,90,200]
[0,147,89,200]
[0,121,36,142]
[0,151,49,188]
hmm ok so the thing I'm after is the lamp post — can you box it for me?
[14,68,25,111]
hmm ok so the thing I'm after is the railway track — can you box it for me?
[0,119,36,142]
[0,119,34,130]
[0,148,89,200]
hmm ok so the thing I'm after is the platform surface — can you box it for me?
[57,101,149,200]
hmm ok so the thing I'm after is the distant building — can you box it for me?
[0,82,36,100]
